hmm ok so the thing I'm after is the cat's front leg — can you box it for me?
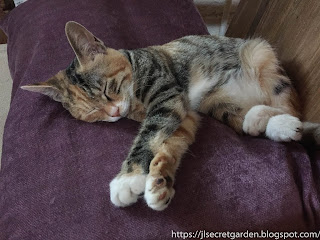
[110,165,147,207]
[144,112,200,210]
[110,111,199,209]
[110,101,147,207]
[110,92,192,209]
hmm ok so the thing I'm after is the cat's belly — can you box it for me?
[189,70,268,114]
[221,74,267,108]
[188,75,220,109]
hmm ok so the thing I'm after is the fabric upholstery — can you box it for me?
[0,0,319,239]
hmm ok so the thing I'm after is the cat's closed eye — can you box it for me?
[103,82,115,101]
[105,95,113,101]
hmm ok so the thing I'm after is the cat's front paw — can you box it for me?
[110,174,146,207]
[145,174,175,211]
[144,155,175,211]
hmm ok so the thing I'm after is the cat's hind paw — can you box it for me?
[144,156,175,211]
[243,105,272,136]
[110,174,146,207]
[266,114,302,142]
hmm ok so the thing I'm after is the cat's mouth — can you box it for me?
[106,106,122,122]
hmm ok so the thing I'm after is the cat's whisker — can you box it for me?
[185,149,196,158]
[57,109,68,116]
[131,83,152,95]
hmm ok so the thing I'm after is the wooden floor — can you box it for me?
[195,0,239,35]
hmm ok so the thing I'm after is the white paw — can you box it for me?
[144,174,175,211]
[110,174,146,207]
[266,114,302,142]
[243,105,278,136]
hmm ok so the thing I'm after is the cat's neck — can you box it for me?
[118,49,146,121]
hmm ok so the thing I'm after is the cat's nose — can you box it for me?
[111,107,120,117]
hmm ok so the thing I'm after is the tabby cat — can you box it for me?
[22,21,320,211]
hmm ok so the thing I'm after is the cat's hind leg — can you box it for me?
[243,105,302,141]
[242,74,302,142]
[242,105,280,136]
[144,111,200,210]
[240,38,303,141]
[239,38,302,141]
[265,114,302,141]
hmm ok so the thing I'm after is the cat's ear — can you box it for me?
[21,77,65,102]
[65,21,107,66]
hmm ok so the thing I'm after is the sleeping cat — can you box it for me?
[22,21,320,211]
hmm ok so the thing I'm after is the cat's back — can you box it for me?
[150,35,246,91]
[160,35,245,59]
[156,35,277,112]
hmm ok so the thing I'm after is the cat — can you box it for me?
[22,21,320,211]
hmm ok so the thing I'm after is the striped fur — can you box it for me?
[22,21,319,211]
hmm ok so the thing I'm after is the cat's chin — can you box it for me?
[104,116,122,122]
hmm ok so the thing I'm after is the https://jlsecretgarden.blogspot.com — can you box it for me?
[171,229,320,239]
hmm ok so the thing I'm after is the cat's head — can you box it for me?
[21,21,133,122]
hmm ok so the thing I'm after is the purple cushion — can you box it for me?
[0,0,319,238]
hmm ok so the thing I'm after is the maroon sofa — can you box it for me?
[0,0,319,239]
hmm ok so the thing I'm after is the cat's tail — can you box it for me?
[302,122,320,147]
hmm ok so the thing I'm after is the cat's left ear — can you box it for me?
[65,21,107,66]
[21,77,66,102]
